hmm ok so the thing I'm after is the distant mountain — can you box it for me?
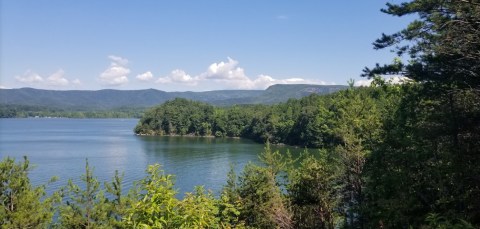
[0,84,348,110]
[250,84,348,104]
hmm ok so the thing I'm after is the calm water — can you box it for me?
[0,118,295,195]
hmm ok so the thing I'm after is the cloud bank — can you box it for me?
[354,76,411,87]
[46,69,69,86]
[136,71,154,81]
[157,69,199,85]
[155,57,331,90]
[14,69,78,88]
[15,70,44,84]
[98,55,130,86]
[11,56,332,90]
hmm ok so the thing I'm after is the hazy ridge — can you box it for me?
[0,84,348,109]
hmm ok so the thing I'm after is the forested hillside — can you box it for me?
[134,84,396,148]
[0,84,347,118]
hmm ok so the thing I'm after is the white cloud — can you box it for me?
[248,74,276,89]
[354,79,373,87]
[200,57,248,81]
[156,69,199,85]
[198,58,331,89]
[15,70,44,85]
[276,15,288,20]
[108,55,129,66]
[99,55,130,86]
[136,71,154,81]
[0,85,8,89]
[155,57,332,90]
[388,76,411,84]
[72,79,82,85]
[197,58,270,89]
[46,69,69,86]
[14,69,75,88]
[242,74,331,90]
[354,76,411,87]
[169,69,196,83]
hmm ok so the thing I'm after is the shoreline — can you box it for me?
[135,133,301,148]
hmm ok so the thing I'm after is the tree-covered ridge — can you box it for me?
[0,84,347,118]
[0,104,145,118]
[0,84,347,110]
[135,84,398,148]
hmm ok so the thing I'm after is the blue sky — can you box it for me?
[0,0,411,91]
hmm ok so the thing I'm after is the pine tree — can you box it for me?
[0,156,60,228]
[56,159,128,228]
[363,0,480,226]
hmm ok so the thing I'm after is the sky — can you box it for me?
[0,0,412,91]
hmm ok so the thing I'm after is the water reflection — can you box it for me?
[136,136,263,194]
[0,119,303,196]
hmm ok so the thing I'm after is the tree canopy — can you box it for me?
[362,0,480,227]
[363,0,480,89]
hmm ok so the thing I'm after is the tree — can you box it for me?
[218,165,245,228]
[134,98,216,136]
[363,0,480,227]
[364,83,480,227]
[125,164,181,228]
[363,0,480,89]
[126,163,244,228]
[218,144,293,229]
[325,87,387,229]
[56,159,129,228]
[0,156,60,229]
[236,163,292,229]
[178,186,220,228]
[287,151,339,229]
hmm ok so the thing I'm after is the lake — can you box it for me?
[0,118,297,195]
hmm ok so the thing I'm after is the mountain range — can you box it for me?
[0,84,348,110]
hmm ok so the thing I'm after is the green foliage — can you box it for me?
[0,85,347,115]
[135,98,216,136]
[56,159,130,228]
[216,190,244,229]
[258,142,288,176]
[104,170,131,228]
[125,164,242,228]
[363,0,480,89]
[288,97,336,147]
[0,156,60,229]
[131,86,406,228]
[330,87,392,228]
[286,151,339,229]
[0,156,247,228]
[126,164,180,228]
[219,145,295,229]
[361,0,480,227]
[363,85,480,227]
[236,163,292,229]
[0,104,145,118]
[179,186,219,228]
[424,213,475,229]
[136,87,395,150]
[10,82,472,228]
